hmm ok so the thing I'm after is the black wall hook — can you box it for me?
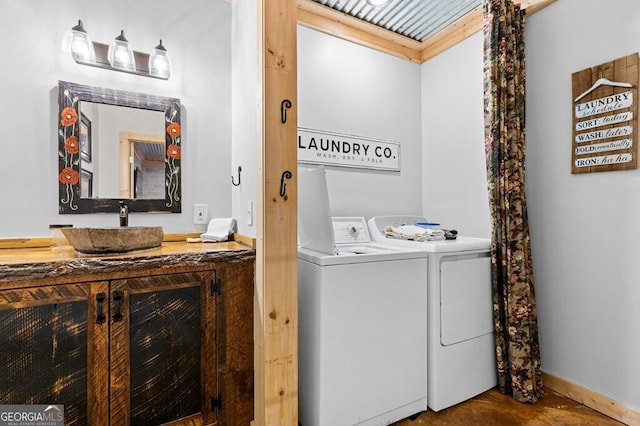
[280,170,292,197]
[231,166,242,186]
[281,99,292,123]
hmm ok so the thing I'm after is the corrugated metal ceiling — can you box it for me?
[134,142,165,163]
[310,0,481,42]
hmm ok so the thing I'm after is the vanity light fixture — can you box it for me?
[69,20,96,64]
[148,40,171,79]
[107,30,136,72]
[67,20,171,80]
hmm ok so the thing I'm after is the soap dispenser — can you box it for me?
[119,201,129,227]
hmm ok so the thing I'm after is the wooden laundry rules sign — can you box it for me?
[297,127,400,171]
[571,52,639,174]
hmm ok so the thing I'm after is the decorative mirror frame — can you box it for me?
[58,80,182,214]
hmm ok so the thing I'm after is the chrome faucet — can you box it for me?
[119,201,129,227]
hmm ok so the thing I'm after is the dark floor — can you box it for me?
[392,388,623,426]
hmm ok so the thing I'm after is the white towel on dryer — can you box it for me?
[383,225,445,241]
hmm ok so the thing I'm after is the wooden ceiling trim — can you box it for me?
[419,5,483,62]
[520,0,557,15]
[297,0,423,63]
[298,0,557,64]
[419,0,558,62]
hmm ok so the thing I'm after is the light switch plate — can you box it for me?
[194,204,208,224]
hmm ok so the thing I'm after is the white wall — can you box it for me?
[232,22,424,235]
[421,32,490,238]
[0,0,231,237]
[526,0,640,411]
[422,0,640,412]
[297,26,423,218]
[231,0,260,237]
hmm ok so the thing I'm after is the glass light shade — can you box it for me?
[366,0,388,5]
[107,30,136,72]
[148,40,171,79]
[69,20,96,63]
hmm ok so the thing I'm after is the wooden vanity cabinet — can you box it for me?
[110,270,220,426]
[0,281,108,424]
[0,259,254,426]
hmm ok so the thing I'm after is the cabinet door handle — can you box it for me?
[96,292,106,324]
[112,291,124,322]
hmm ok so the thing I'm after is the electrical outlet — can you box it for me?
[194,204,208,225]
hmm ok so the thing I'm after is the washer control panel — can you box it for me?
[332,217,371,244]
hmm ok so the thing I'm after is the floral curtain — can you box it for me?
[482,0,543,403]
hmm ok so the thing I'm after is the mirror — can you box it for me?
[58,81,181,214]
[78,102,166,200]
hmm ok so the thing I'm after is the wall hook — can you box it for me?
[281,99,292,124]
[231,166,242,186]
[280,170,292,197]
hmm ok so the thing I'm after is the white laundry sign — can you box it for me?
[574,153,632,168]
[574,91,633,119]
[297,127,400,171]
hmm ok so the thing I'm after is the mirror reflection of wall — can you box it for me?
[80,101,165,199]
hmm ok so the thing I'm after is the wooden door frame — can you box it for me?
[256,1,298,425]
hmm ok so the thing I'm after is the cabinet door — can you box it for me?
[110,271,218,425]
[0,282,110,426]
[215,260,254,425]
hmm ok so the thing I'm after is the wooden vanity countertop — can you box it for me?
[0,241,255,287]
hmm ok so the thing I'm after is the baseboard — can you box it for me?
[543,371,640,425]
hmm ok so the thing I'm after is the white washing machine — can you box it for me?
[298,166,429,426]
[368,215,497,412]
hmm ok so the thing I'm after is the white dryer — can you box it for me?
[298,167,429,425]
[368,215,497,412]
